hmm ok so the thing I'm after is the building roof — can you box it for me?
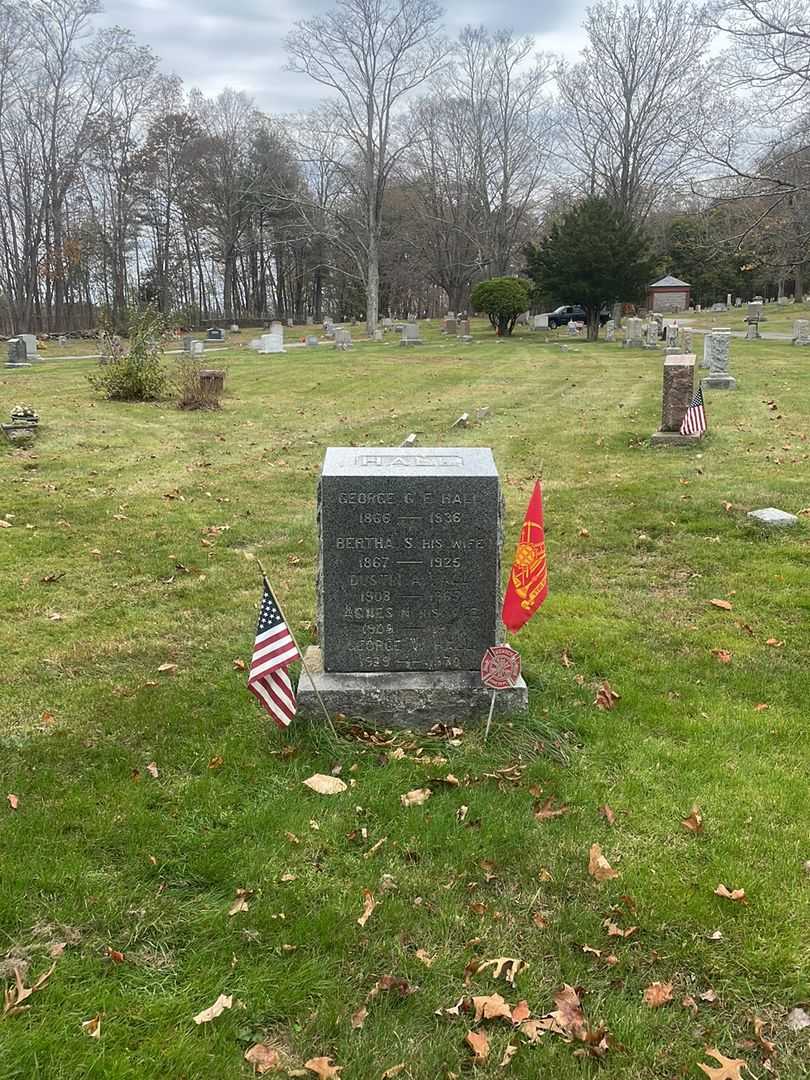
[649,275,690,288]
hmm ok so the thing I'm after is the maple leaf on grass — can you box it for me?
[697,1049,748,1079]
[588,843,619,881]
[642,982,673,1008]
[465,1030,489,1062]
[192,992,232,1024]
[304,1057,342,1078]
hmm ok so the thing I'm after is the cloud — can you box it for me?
[95,0,588,113]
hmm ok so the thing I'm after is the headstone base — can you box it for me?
[296,646,528,727]
[702,374,737,390]
[650,430,703,447]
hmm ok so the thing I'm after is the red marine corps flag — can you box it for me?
[502,480,548,633]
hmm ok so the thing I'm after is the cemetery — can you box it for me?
[2,316,809,1078]
[2,0,810,1074]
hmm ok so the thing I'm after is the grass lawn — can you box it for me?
[1,325,809,1079]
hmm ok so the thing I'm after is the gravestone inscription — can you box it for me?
[298,446,527,724]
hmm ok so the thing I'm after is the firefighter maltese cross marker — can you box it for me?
[480,644,521,690]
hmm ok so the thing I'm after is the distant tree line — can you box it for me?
[1,0,808,335]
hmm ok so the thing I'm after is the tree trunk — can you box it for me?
[587,310,600,341]
[366,227,379,337]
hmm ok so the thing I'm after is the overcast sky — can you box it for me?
[95,0,589,113]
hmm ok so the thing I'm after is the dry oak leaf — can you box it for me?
[145,761,159,778]
[714,883,747,903]
[304,1057,342,1079]
[400,787,431,807]
[710,599,733,611]
[531,912,548,929]
[603,920,637,939]
[681,805,704,833]
[303,774,347,795]
[712,649,732,663]
[81,1015,102,1038]
[7,794,19,810]
[233,658,247,671]
[511,1000,530,1024]
[381,1064,406,1078]
[244,1042,282,1074]
[192,992,233,1025]
[351,1005,368,1029]
[753,1017,775,1056]
[534,797,568,821]
[357,889,376,928]
[157,662,178,674]
[594,682,620,710]
[642,982,673,1008]
[228,888,252,916]
[588,843,619,881]
[476,957,527,986]
[697,1049,748,1080]
[472,993,513,1023]
[208,755,225,769]
[599,804,616,826]
[465,1030,490,1062]
[367,975,417,1001]
[414,948,434,967]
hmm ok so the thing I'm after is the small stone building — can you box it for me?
[646,275,691,313]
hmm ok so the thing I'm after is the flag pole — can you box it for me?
[484,688,497,742]
[255,559,337,738]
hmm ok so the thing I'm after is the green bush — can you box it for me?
[88,306,168,401]
[470,277,531,336]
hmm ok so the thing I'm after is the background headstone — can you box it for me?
[623,317,643,347]
[792,319,810,346]
[704,329,735,389]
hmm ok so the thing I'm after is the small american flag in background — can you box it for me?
[248,579,300,728]
[680,384,707,437]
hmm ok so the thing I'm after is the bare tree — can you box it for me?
[286,0,446,335]
[558,0,712,219]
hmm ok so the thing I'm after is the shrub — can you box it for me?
[173,355,226,410]
[88,306,168,401]
[470,277,531,336]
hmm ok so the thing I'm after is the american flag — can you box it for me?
[248,579,300,727]
[680,384,707,437]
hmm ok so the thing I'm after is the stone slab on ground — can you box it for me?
[747,507,798,526]
[702,373,737,390]
[297,646,528,726]
[650,431,703,447]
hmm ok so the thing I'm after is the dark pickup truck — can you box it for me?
[544,305,611,329]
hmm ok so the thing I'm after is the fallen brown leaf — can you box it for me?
[304,774,347,795]
[534,797,568,821]
[351,1005,368,1029]
[357,889,376,928]
[304,1057,343,1079]
[500,1043,518,1067]
[603,920,637,939]
[599,804,616,826]
[697,1049,747,1079]
[531,912,548,929]
[710,599,733,611]
[465,1030,489,1062]
[712,648,732,663]
[400,788,431,807]
[105,948,125,964]
[714,883,747,903]
[511,1000,530,1023]
[642,982,673,1008]
[681,805,704,833]
[228,888,252,916]
[682,994,698,1016]
[7,794,19,811]
[233,658,247,670]
[765,638,784,648]
[145,761,159,778]
[81,1015,102,1038]
[594,682,620,710]
[192,992,233,1024]
[561,649,574,668]
[244,1042,282,1074]
[414,948,434,967]
[381,1064,406,1078]
[475,957,527,986]
[588,843,619,881]
[208,755,225,769]
[157,662,178,674]
[472,993,513,1023]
